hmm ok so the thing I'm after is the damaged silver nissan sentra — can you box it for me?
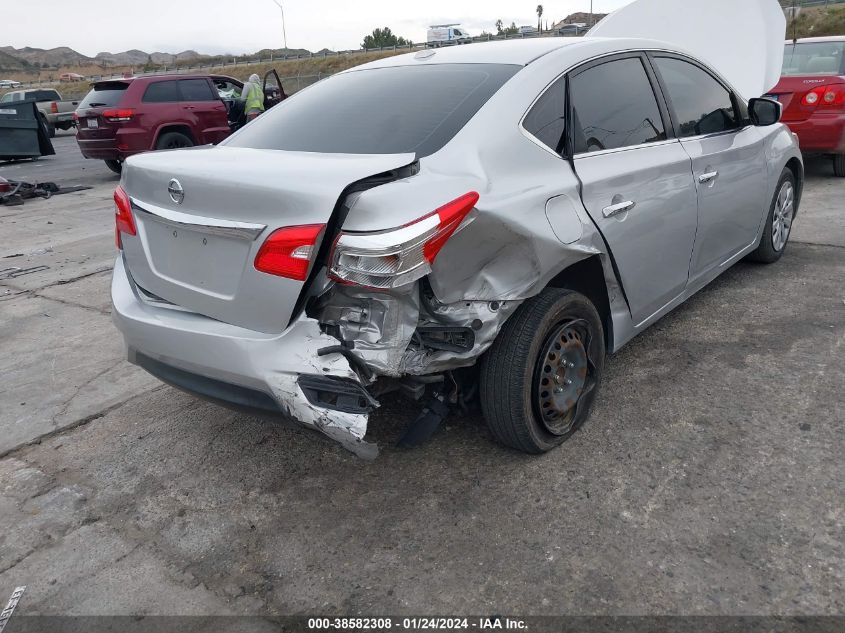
[111,0,802,458]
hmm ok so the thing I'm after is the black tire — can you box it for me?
[41,115,55,138]
[746,167,797,264]
[155,131,194,151]
[480,288,605,454]
[104,159,122,175]
[834,154,845,178]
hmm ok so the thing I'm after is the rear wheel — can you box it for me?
[480,288,605,454]
[746,167,796,264]
[155,132,194,151]
[834,154,845,178]
[104,160,122,175]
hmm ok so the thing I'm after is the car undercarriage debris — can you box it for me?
[0,178,91,205]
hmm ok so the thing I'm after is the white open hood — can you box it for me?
[587,0,786,99]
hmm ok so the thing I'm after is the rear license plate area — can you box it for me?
[88,118,99,128]
[141,218,251,297]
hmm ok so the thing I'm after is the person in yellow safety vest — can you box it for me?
[240,74,265,122]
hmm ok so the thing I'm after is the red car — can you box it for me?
[770,37,845,177]
[75,70,284,174]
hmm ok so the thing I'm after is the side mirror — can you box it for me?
[749,97,781,126]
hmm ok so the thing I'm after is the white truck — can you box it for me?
[426,24,472,47]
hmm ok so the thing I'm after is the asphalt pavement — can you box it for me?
[0,136,843,620]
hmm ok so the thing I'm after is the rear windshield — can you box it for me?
[782,42,845,76]
[225,63,519,157]
[27,90,61,102]
[78,82,129,109]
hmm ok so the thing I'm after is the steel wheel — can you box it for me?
[772,180,794,252]
[533,319,594,436]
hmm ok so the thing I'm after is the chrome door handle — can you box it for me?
[602,200,636,218]
[698,170,719,184]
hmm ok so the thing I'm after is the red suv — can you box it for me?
[75,71,284,174]
[770,37,845,177]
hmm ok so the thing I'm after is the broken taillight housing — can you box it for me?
[329,191,479,289]
[114,185,136,249]
[254,224,326,281]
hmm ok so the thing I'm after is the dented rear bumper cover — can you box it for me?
[111,255,379,459]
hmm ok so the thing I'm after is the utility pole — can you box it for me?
[271,0,288,51]
[590,0,594,27]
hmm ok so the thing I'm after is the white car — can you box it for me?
[0,79,22,88]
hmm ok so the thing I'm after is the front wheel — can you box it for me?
[834,154,845,178]
[480,289,605,454]
[746,167,796,264]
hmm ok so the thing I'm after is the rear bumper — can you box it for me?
[783,114,845,154]
[76,128,152,161]
[111,255,378,458]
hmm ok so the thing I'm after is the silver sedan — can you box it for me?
[111,36,802,458]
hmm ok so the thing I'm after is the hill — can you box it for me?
[0,46,92,67]
[0,49,31,72]
[786,4,845,38]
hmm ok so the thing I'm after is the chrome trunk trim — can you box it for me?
[130,198,267,241]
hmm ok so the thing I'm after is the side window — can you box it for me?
[570,57,666,154]
[523,76,566,154]
[653,57,738,137]
[179,79,217,102]
[142,81,180,103]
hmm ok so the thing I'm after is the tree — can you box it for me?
[504,22,519,35]
[537,4,544,32]
[495,19,504,34]
[361,27,412,50]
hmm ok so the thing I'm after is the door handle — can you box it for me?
[183,105,196,110]
[602,200,636,218]
[698,170,719,184]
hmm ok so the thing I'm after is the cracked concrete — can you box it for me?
[0,139,842,617]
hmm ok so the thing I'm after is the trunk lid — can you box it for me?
[121,146,414,333]
[769,74,845,122]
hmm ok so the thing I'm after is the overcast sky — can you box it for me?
[5,0,634,56]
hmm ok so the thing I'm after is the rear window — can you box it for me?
[782,42,845,76]
[143,80,180,103]
[179,79,217,101]
[78,82,129,108]
[225,63,519,157]
[29,90,61,102]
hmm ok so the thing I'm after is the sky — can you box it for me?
[4,0,634,57]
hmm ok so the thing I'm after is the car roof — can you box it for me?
[93,73,239,86]
[349,37,689,71]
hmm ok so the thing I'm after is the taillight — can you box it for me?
[114,186,136,249]
[72,112,79,122]
[50,102,58,113]
[328,191,479,290]
[102,108,135,122]
[802,84,845,107]
[254,224,326,281]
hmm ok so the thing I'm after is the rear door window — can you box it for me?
[652,56,738,137]
[78,82,129,108]
[782,41,845,76]
[570,57,667,154]
[143,81,180,103]
[225,63,519,157]
[179,79,217,101]
[523,76,567,154]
